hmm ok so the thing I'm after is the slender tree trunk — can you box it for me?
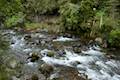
[99,14,103,29]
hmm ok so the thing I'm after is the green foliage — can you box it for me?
[4,12,25,28]
[0,32,9,80]
[59,0,97,34]
[0,0,24,17]
[59,3,80,30]
[109,29,120,47]
[0,32,9,50]
[25,23,42,29]
[25,0,58,15]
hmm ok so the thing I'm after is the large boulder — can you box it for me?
[95,37,103,45]
[49,66,87,80]
[39,63,54,78]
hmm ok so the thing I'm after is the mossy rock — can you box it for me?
[47,51,55,57]
[28,53,40,62]
[73,47,81,53]
[39,63,54,77]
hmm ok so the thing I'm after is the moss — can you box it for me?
[47,51,55,57]
[30,53,40,62]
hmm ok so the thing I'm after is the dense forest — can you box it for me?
[0,0,120,80]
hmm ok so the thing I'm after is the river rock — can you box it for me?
[39,63,54,77]
[63,33,73,38]
[58,50,66,56]
[73,47,81,53]
[49,66,87,80]
[31,74,39,80]
[106,54,116,59]
[95,37,103,44]
[11,76,20,80]
[7,59,18,69]
[102,40,108,48]
[24,34,32,40]
[47,51,55,57]
[28,53,40,62]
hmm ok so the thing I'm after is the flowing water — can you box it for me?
[1,29,120,80]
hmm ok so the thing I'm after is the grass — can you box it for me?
[25,16,61,33]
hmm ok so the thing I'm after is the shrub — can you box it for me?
[59,0,96,35]
[4,12,25,28]
[108,29,120,47]
[59,3,80,31]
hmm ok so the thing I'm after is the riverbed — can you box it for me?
[1,29,120,80]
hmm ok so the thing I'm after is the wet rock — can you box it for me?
[106,54,116,59]
[95,37,103,45]
[63,33,72,38]
[50,66,87,80]
[41,40,46,44]
[50,77,64,80]
[102,40,108,48]
[11,41,15,44]
[51,35,57,39]
[52,42,64,50]
[7,59,18,69]
[73,47,81,53]
[70,61,81,66]
[24,34,32,40]
[58,50,66,56]
[88,40,94,45]
[73,43,81,47]
[28,53,40,62]
[31,74,39,80]
[11,76,20,80]
[39,63,54,77]
[47,51,55,57]
[81,46,89,51]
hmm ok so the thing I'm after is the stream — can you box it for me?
[1,29,120,80]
